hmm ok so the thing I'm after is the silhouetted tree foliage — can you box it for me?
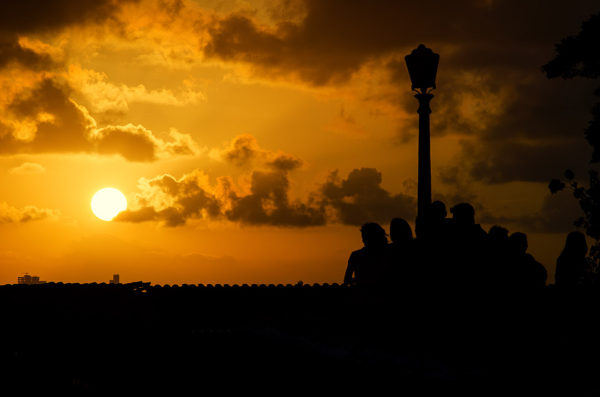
[549,169,600,239]
[545,11,600,280]
[543,12,600,161]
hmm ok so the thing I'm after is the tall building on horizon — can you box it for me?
[17,274,46,285]
[109,274,120,284]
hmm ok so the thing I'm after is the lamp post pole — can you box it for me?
[405,44,439,237]
[416,91,433,226]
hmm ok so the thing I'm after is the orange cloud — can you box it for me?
[0,201,58,223]
[320,168,415,225]
[117,139,415,227]
[0,1,137,75]
[66,65,205,113]
[116,167,327,227]
[211,134,303,171]
[9,162,45,175]
[0,78,199,161]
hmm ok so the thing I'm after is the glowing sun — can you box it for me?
[91,188,127,221]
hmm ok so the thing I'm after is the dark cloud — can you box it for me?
[158,0,184,19]
[217,134,304,171]
[394,29,596,184]
[441,137,592,185]
[226,170,325,226]
[221,134,260,167]
[0,78,197,161]
[205,0,598,85]
[0,1,136,34]
[434,74,596,183]
[205,1,598,185]
[117,166,415,227]
[0,1,137,71]
[478,192,583,234]
[321,168,415,226]
[93,125,161,162]
[1,79,92,155]
[116,169,325,227]
[266,153,303,171]
[0,35,56,70]
[114,171,223,227]
[151,173,221,221]
[114,206,160,223]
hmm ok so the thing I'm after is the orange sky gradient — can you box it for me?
[0,0,598,285]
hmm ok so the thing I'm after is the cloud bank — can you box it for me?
[0,79,198,161]
[201,0,598,185]
[117,135,416,227]
[0,0,200,162]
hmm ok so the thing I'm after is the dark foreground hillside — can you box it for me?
[1,282,599,394]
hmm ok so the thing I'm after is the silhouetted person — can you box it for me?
[428,201,453,238]
[507,232,547,289]
[390,217,413,245]
[488,225,509,242]
[555,231,588,288]
[488,226,510,287]
[416,200,446,240]
[447,203,488,287]
[344,223,390,287]
[388,217,416,287]
[419,200,453,287]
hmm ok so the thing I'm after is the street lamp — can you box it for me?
[405,44,439,237]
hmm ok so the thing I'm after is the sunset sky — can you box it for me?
[0,0,598,285]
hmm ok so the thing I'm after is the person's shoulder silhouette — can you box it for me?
[424,201,452,238]
[488,225,510,287]
[450,203,487,238]
[444,203,489,287]
[508,232,547,288]
[388,217,416,285]
[489,225,509,246]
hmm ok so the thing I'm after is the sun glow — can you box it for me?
[91,188,127,221]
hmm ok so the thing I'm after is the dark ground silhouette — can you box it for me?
[2,282,600,394]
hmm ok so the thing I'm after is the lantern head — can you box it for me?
[405,44,439,91]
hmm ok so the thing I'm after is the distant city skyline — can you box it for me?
[15,273,120,285]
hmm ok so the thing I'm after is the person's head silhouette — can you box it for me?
[390,218,413,244]
[450,203,475,226]
[509,232,528,255]
[489,225,509,243]
[360,223,388,248]
[563,231,588,257]
[430,200,447,220]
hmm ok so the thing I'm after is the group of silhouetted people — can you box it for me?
[345,201,593,290]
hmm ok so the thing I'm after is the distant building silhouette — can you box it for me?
[109,274,120,284]
[17,274,45,285]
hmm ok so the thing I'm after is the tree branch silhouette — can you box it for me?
[545,11,600,275]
